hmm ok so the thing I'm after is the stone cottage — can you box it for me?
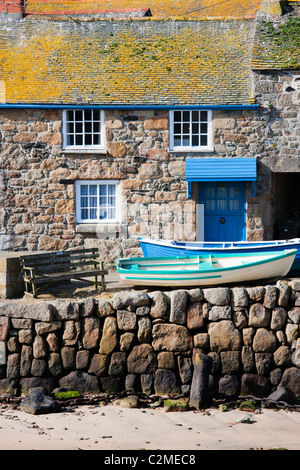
[0,0,299,263]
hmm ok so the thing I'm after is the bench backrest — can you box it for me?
[20,248,100,274]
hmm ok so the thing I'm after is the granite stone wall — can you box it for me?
[1,282,300,401]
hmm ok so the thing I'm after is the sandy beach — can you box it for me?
[0,402,300,453]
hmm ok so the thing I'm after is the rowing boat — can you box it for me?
[116,249,297,287]
[138,237,300,275]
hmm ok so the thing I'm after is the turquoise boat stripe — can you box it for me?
[128,262,201,267]
[124,275,223,281]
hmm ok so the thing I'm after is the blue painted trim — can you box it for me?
[0,103,260,110]
[185,157,257,182]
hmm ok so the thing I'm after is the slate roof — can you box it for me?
[0,17,257,106]
[252,9,300,69]
[25,0,262,20]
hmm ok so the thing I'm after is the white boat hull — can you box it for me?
[117,250,297,287]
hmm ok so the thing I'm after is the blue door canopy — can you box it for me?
[185,157,257,197]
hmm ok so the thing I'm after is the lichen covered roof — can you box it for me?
[0,18,256,106]
[252,14,300,69]
[25,0,262,19]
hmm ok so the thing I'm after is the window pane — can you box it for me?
[75,134,83,145]
[200,111,208,121]
[200,135,208,146]
[93,121,100,133]
[75,122,83,133]
[217,200,227,211]
[182,111,190,122]
[67,122,74,133]
[174,111,181,122]
[183,123,190,134]
[108,208,116,219]
[182,136,190,146]
[205,187,215,198]
[88,208,96,219]
[206,200,216,211]
[81,196,88,208]
[230,187,239,198]
[67,134,74,146]
[89,185,97,195]
[85,110,92,121]
[93,134,101,145]
[85,134,92,146]
[229,200,239,211]
[192,111,199,122]
[174,123,181,134]
[81,208,88,220]
[108,196,116,207]
[100,185,107,195]
[93,110,101,121]
[80,185,88,196]
[174,136,181,147]
[108,185,116,195]
[85,122,92,133]
[100,208,107,220]
[200,123,207,133]
[192,123,199,134]
[90,196,97,207]
[218,186,227,198]
[99,196,107,207]
[66,110,74,122]
[192,135,199,146]
[75,110,83,121]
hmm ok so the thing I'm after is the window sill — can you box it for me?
[169,147,214,153]
[76,223,120,234]
[61,149,107,155]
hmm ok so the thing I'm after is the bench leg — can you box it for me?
[24,280,30,294]
[101,274,106,291]
[94,275,98,289]
[100,261,106,291]
[32,282,37,298]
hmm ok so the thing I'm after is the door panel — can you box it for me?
[198,182,246,241]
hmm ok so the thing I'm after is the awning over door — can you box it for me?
[185,157,257,197]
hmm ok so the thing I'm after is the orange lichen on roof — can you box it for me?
[25,0,262,19]
[0,18,256,105]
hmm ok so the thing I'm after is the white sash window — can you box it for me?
[169,109,213,151]
[75,180,119,223]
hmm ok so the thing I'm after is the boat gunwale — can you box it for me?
[138,237,300,251]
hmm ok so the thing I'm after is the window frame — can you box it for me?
[75,180,120,224]
[169,109,213,152]
[62,109,106,150]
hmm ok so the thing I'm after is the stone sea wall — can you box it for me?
[1,281,300,403]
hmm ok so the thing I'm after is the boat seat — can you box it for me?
[128,264,139,270]
[198,255,213,270]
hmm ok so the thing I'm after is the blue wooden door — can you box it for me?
[199,182,246,241]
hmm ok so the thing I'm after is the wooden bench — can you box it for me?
[20,248,108,298]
